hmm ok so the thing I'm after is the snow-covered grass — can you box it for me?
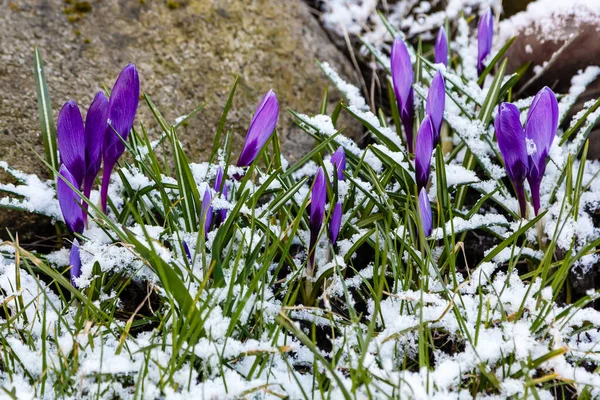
[1,12,600,400]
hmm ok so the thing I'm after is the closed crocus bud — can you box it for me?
[101,64,140,212]
[391,37,415,152]
[495,102,529,218]
[329,202,342,246]
[57,164,84,234]
[214,166,228,224]
[418,188,432,237]
[426,71,445,143]
[477,9,494,76]
[237,90,279,167]
[57,101,86,187]
[201,188,213,238]
[330,146,346,181]
[70,239,82,287]
[415,115,435,191]
[434,26,448,67]
[308,167,326,274]
[182,240,192,262]
[525,86,558,215]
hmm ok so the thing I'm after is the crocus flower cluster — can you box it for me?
[237,90,279,167]
[201,166,229,238]
[56,64,139,285]
[391,37,415,153]
[494,86,558,217]
[434,27,448,67]
[477,9,493,76]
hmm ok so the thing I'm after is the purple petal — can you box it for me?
[477,9,494,76]
[415,116,434,190]
[391,37,415,152]
[214,166,228,224]
[329,202,342,245]
[183,240,192,261]
[237,90,279,167]
[525,87,558,178]
[494,103,529,185]
[418,188,432,237]
[330,146,346,181]
[70,239,82,287]
[215,166,225,192]
[426,71,446,142]
[101,64,140,212]
[57,165,84,234]
[57,101,86,187]
[84,92,109,188]
[310,168,327,246]
[434,27,448,66]
[202,189,213,237]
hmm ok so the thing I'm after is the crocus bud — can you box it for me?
[426,71,445,143]
[183,240,192,262]
[330,146,346,181]
[525,86,558,215]
[495,102,529,217]
[418,188,432,237]
[201,188,213,238]
[57,101,86,187]
[214,166,228,224]
[83,92,109,198]
[237,90,279,167]
[57,164,84,234]
[70,239,82,287]
[329,202,342,246]
[391,37,415,152]
[415,115,434,191]
[477,9,494,76]
[308,167,326,274]
[101,64,140,212]
[434,27,448,67]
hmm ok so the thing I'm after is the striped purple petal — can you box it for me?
[57,164,84,234]
[418,188,432,237]
[70,239,82,287]
[330,146,346,181]
[434,27,448,67]
[329,202,342,245]
[202,189,213,238]
[391,37,415,152]
[57,101,86,187]
[83,92,109,195]
[477,9,494,76]
[237,90,279,167]
[415,116,434,191]
[525,86,558,215]
[426,71,446,142]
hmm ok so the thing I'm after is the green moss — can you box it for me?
[73,1,92,13]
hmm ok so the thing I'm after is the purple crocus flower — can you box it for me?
[418,188,432,237]
[57,164,84,234]
[201,188,213,238]
[330,146,346,181]
[308,167,326,274]
[415,115,434,191]
[525,87,558,215]
[426,71,445,143]
[329,202,342,246]
[101,64,140,212]
[214,166,228,224]
[391,37,415,152]
[495,102,529,217]
[57,101,86,187]
[70,239,82,287]
[434,26,448,67]
[237,90,279,167]
[477,9,494,76]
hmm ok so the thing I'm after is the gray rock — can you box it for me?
[0,0,358,242]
